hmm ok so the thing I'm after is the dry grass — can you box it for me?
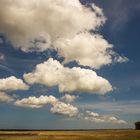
[0,130,140,140]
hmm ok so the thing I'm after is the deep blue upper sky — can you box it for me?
[0,0,140,129]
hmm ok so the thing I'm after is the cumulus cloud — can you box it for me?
[0,91,14,102]
[0,76,29,103]
[14,95,127,123]
[0,0,105,52]
[15,94,78,117]
[60,94,78,103]
[0,0,127,68]
[54,33,113,69]
[83,111,127,124]
[24,58,113,94]
[0,0,128,125]
[50,101,79,117]
[0,76,29,91]
[15,95,57,108]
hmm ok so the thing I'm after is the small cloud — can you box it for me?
[0,76,29,104]
[83,110,127,124]
[0,76,29,91]
[50,101,79,117]
[60,94,78,103]
[0,91,14,103]
[15,95,57,108]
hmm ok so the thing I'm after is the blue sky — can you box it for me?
[0,0,140,129]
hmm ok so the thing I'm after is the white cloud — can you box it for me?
[84,111,127,124]
[54,33,113,69]
[0,0,129,125]
[15,94,79,117]
[14,94,127,123]
[0,0,105,52]
[54,32,128,69]
[50,101,79,117]
[0,91,14,102]
[0,0,127,68]
[0,76,29,91]
[24,58,113,94]
[60,94,78,103]
[15,95,57,108]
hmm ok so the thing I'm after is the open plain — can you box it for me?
[0,130,140,140]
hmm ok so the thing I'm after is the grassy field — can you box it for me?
[0,130,140,140]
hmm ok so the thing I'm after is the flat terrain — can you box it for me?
[0,130,140,140]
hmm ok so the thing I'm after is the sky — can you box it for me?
[0,0,140,129]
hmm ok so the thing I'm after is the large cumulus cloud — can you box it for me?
[24,58,113,94]
[0,0,127,68]
[0,0,104,51]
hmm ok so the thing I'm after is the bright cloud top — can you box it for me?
[0,0,127,68]
[24,58,113,94]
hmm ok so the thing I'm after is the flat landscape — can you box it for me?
[0,130,140,140]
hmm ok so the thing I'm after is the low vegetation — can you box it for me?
[0,130,140,140]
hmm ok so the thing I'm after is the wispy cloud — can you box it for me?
[76,100,140,115]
